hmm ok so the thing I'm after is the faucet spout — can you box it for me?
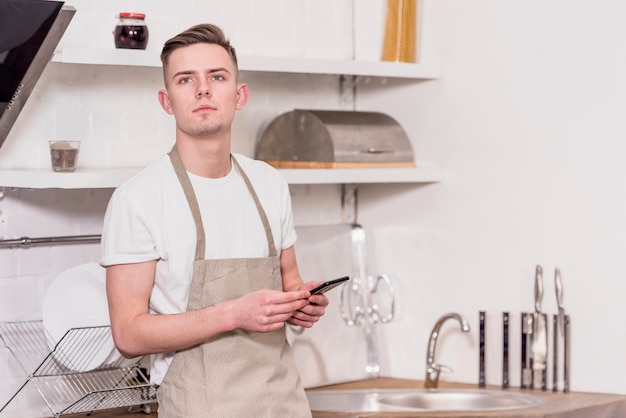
[424,312,470,389]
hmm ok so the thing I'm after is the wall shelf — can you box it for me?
[1,48,444,190]
[0,166,442,189]
[52,47,442,79]
[0,168,140,189]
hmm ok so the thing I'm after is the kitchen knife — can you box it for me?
[532,265,548,390]
[555,268,565,337]
[534,265,543,315]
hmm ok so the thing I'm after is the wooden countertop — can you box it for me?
[308,377,626,418]
[61,377,626,418]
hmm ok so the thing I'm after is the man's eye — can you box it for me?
[179,77,192,84]
[211,74,225,81]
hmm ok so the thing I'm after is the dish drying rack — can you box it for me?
[0,320,157,417]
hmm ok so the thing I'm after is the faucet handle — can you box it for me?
[438,363,454,375]
[425,362,454,389]
[428,362,453,375]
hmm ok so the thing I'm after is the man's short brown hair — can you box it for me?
[160,23,239,86]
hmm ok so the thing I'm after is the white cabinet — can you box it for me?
[0,48,442,189]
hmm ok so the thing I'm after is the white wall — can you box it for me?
[354,0,626,395]
[2,0,626,416]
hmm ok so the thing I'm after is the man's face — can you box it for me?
[159,43,248,139]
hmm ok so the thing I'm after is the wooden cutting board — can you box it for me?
[263,160,415,169]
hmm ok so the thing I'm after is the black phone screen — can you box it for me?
[310,276,349,295]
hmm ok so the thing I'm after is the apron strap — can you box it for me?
[231,157,277,258]
[169,145,206,261]
[168,145,277,260]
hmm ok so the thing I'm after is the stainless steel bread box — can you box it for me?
[255,109,414,168]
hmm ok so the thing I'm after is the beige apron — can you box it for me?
[157,147,311,418]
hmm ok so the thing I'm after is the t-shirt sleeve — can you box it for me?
[273,167,297,251]
[100,186,160,267]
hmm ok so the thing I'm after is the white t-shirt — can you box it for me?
[100,152,297,384]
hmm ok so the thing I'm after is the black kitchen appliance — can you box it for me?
[0,0,75,148]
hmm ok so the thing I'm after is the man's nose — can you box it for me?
[196,81,211,97]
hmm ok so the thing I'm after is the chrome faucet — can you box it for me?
[425,312,471,389]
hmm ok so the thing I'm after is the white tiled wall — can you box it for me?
[0,189,110,305]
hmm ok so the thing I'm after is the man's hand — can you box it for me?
[287,281,330,328]
[226,288,311,332]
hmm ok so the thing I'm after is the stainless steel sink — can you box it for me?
[306,388,544,413]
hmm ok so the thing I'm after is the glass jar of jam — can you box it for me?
[113,12,149,50]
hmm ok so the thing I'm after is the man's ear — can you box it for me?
[158,89,174,114]
[235,83,249,110]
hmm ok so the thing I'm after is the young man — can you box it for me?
[101,23,328,417]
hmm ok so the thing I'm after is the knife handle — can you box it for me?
[534,265,544,312]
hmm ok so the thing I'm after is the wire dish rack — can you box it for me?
[0,320,158,417]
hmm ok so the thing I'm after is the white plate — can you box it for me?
[43,262,115,372]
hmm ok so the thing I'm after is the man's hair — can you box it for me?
[160,23,239,86]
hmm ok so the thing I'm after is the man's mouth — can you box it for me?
[194,104,216,113]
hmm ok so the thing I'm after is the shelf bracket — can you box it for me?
[339,75,359,107]
[341,184,360,225]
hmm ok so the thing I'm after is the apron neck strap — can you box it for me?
[169,145,206,260]
[231,156,277,257]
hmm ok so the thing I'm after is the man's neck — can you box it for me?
[175,137,232,179]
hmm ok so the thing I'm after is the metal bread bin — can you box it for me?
[255,109,414,168]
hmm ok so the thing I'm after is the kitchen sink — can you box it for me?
[306,388,544,413]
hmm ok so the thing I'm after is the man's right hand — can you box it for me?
[222,289,310,333]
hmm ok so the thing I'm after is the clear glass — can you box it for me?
[49,140,80,172]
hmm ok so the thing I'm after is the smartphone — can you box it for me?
[310,276,349,295]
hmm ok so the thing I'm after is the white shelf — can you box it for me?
[52,47,442,79]
[0,168,141,189]
[0,166,441,189]
[31,47,444,189]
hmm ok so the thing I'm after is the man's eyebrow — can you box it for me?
[171,68,231,79]
[207,67,231,75]
[172,70,195,79]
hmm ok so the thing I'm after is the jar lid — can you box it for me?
[119,12,146,19]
